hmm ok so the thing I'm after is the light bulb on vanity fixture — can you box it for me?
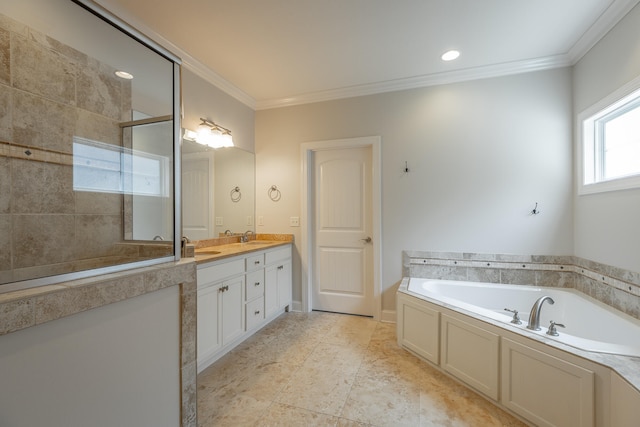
[184,118,234,148]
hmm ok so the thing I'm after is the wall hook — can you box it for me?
[404,161,410,173]
[530,202,540,215]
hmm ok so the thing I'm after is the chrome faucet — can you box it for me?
[527,296,554,331]
[241,230,254,243]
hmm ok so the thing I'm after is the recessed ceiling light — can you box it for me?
[115,70,134,80]
[441,50,460,61]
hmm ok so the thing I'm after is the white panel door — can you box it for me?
[312,146,373,316]
[182,152,214,240]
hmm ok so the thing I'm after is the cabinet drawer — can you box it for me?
[246,297,265,331]
[265,246,291,264]
[245,269,264,301]
[246,253,264,271]
[197,258,244,287]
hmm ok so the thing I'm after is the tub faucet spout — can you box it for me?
[526,296,554,331]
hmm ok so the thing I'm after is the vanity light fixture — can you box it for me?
[183,129,198,141]
[115,70,134,79]
[193,117,234,148]
[441,50,460,61]
[183,119,234,148]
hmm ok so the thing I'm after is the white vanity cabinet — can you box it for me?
[245,253,265,332]
[197,243,292,372]
[197,258,245,366]
[264,246,292,317]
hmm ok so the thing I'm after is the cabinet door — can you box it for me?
[277,260,292,310]
[221,276,244,345]
[397,294,439,365]
[197,284,221,362]
[501,338,594,427]
[611,372,640,427]
[264,264,279,318]
[441,314,499,400]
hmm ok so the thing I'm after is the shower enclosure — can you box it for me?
[0,0,182,291]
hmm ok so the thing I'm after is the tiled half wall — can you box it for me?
[403,251,640,320]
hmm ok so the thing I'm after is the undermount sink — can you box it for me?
[196,250,222,255]
[244,241,271,245]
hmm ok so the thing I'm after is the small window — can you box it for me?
[73,137,170,197]
[579,80,640,194]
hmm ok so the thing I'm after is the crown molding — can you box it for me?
[95,0,638,112]
[92,0,256,109]
[255,55,572,110]
[567,0,640,63]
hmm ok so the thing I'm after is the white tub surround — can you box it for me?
[399,250,640,427]
[408,278,640,358]
[398,277,640,427]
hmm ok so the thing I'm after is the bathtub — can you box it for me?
[404,277,640,358]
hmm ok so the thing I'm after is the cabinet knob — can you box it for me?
[277,265,284,270]
[254,282,261,286]
[254,310,260,315]
[254,260,261,265]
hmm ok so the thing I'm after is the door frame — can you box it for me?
[300,136,382,320]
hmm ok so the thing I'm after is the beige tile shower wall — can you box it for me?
[0,13,132,283]
[404,251,640,320]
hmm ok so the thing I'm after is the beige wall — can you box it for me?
[256,68,574,312]
[182,68,255,153]
[573,3,640,273]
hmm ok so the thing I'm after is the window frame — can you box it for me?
[578,75,640,195]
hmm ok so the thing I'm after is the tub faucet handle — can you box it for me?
[546,320,565,336]
[504,308,522,325]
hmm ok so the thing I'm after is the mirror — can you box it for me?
[182,141,255,240]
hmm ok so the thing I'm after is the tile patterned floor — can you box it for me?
[197,311,527,426]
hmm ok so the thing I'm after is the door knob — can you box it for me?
[361,236,372,243]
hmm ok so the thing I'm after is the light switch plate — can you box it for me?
[215,217,223,226]
[258,216,264,226]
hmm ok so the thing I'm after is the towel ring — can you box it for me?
[268,185,281,202]
[230,186,241,202]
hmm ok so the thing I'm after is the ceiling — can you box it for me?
[95,0,639,110]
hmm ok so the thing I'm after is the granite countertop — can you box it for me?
[193,239,292,264]
[190,234,293,264]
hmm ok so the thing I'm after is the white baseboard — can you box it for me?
[381,309,396,323]
[291,300,303,312]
